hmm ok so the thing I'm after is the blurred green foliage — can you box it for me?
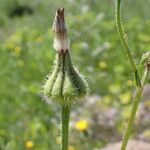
[0,0,150,149]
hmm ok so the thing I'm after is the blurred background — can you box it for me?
[0,0,150,149]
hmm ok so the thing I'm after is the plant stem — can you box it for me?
[115,0,149,150]
[116,0,136,72]
[142,67,148,86]
[61,105,70,150]
[121,68,148,150]
[115,0,141,87]
[121,87,142,150]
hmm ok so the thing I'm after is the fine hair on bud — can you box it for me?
[43,8,88,106]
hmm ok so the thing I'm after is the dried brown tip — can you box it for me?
[57,8,64,17]
[52,8,70,52]
[53,8,67,35]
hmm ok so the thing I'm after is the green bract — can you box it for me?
[43,49,87,105]
[43,8,87,106]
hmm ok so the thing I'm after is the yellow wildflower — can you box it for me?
[25,140,34,149]
[99,61,107,69]
[68,145,75,150]
[18,60,24,67]
[14,46,21,56]
[75,119,88,131]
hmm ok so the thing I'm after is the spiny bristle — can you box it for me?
[42,9,88,106]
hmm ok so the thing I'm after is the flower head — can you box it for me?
[99,61,107,69]
[25,140,34,149]
[75,119,88,131]
[13,46,21,56]
[43,8,88,106]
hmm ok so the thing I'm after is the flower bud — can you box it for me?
[43,8,88,106]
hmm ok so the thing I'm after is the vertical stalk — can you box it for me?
[43,8,88,150]
[115,0,141,86]
[121,68,148,150]
[115,0,149,150]
[121,87,142,150]
[115,0,136,72]
[61,105,70,150]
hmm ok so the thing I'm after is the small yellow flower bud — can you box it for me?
[25,140,34,149]
[75,119,88,131]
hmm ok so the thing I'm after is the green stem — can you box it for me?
[115,0,141,87]
[121,68,148,150]
[121,87,142,150]
[61,105,70,150]
[115,0,149,150]
[141,67,148,86]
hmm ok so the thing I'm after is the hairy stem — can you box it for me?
[61,105,70,150]
[116,0,141,87]
[121,68,148,150]
[121,88,142,150]
[115,0,149,150]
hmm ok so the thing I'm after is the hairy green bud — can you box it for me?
[43,8,88,106]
